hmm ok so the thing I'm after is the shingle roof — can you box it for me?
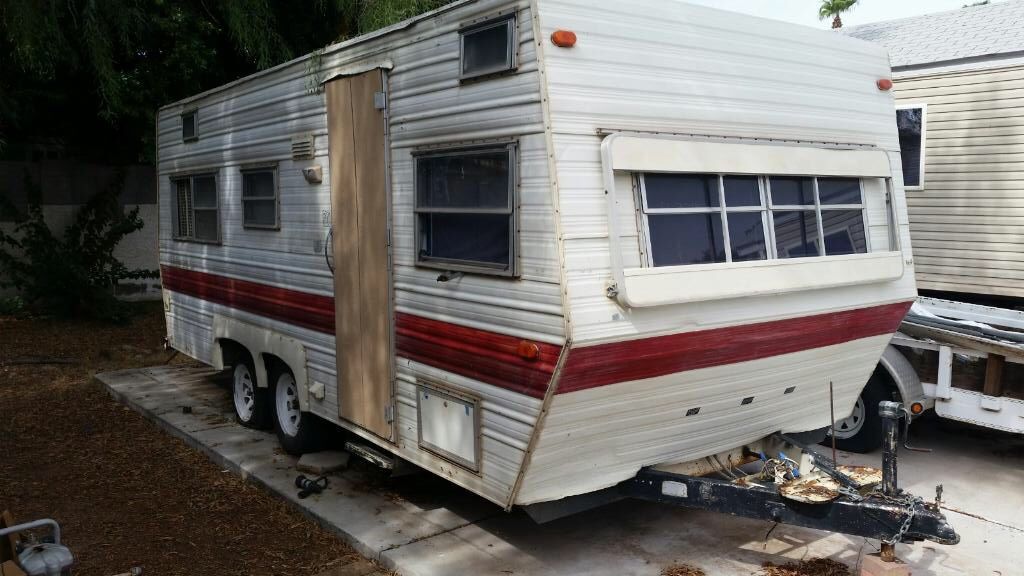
[844,0,1024,68]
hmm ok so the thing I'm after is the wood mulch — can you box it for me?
[0,303,372,576]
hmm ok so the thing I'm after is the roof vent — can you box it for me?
[291,134,315,160]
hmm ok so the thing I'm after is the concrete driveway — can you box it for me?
[98,366,1023,576]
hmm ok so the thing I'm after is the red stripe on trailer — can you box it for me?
[556,301,913,394]
[161,266,911,399]
[394,312,562,398]
[160,265,336,334]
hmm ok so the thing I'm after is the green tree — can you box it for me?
[819,0,859,29]
[0,0,449,165]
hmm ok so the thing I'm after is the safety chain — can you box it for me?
[837,488,921,544]
[882,493,922,545]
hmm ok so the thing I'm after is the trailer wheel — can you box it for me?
[825,372,889,453]
[232,360,271,429]
[271,367,321,455]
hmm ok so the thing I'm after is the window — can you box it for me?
[459,14,516,79]
[896,105,925,188]
[638,173,867,267]
[182,110,198,142]
[172,174,219,242]
[241,168,278,229]
[414,144,516,275]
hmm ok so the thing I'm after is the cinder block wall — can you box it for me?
[0,161,160,300]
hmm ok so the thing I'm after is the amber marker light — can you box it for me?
[877,78,893,91]
[551,30,577,48]
[518,340,541,360]
[910,402,924,415]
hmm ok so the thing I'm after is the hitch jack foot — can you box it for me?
[861,553,911,576]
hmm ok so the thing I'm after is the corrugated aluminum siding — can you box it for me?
[515,0,918,504]
[157,0,561,507]
[894,65,1024,299]
[535,0,916,344]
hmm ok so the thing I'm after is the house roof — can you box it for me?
[844,0,1024,68]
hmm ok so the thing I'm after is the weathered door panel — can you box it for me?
[326,69,392,440]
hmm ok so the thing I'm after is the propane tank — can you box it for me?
[0,518,74,576]
[18,542,75,576]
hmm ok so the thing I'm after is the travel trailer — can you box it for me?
[157,0,958,546]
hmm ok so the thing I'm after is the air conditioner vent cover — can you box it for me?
[291,134,315,160]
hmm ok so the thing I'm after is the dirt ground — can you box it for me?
[0,303,370,576]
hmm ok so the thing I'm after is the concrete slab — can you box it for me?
[97,367,1023,575]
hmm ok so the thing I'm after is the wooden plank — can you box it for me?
[349,69,392,440]
[984,354,1006,397]
[326,77,366,425]
[0,511,17,563]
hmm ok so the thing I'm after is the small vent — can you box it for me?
[291,134,315,160]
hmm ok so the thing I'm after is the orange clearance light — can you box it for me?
[910,402,924,415]
[518,340,541,361]
[877,78,893,91]
[551,29,577,48]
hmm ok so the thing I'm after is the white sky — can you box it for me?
[683,0,987,29]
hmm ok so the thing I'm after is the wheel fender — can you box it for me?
[211,315,310,411]
[879,344,929,416]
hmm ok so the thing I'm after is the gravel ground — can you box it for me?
[0,303,371,576]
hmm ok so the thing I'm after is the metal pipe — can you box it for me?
[878,400,902,562]
[0,518,61,545]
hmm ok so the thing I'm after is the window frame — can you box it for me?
[170,171,220,244]
[896,103,927,190]
[412,141,518,277]
[458,13,518,81]
[181,109,198,142]
[240,164,281,230]
[636,173,869,267]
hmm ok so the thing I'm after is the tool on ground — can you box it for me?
[0,516,74,576]
[295,474,329,499]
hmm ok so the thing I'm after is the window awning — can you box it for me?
[608,136,892,178]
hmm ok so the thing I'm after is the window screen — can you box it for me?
[639,173,868,268]
[460,15,516,79]
[242,169,278,228]
[897,107,924,187]
[172,173,218,242]
[415,145,515,274]
[182,111,197,142]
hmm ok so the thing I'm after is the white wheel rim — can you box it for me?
[233,364,256,422]
[832,396,866,439]
[275,372,301,437]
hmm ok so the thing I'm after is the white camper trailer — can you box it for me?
[157,0,959,545]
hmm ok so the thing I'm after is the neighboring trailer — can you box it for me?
[158,0,920,514]
[846,1,1024,300]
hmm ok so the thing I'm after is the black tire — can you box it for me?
[825,371,892,453]
[231,359,271,429]
[271,365,322,455]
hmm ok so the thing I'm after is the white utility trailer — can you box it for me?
[156,0,959,547]
[833,297,1024,449]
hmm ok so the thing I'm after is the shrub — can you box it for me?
[0,171,158,322]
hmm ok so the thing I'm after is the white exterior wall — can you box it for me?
[516,0,918,503]
[157,0,562,507]
[893,64,1024,299]
[537,0,915,345]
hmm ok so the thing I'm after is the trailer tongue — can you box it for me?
[612,401,960,563]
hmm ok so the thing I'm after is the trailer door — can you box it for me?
[325,69,393,440]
